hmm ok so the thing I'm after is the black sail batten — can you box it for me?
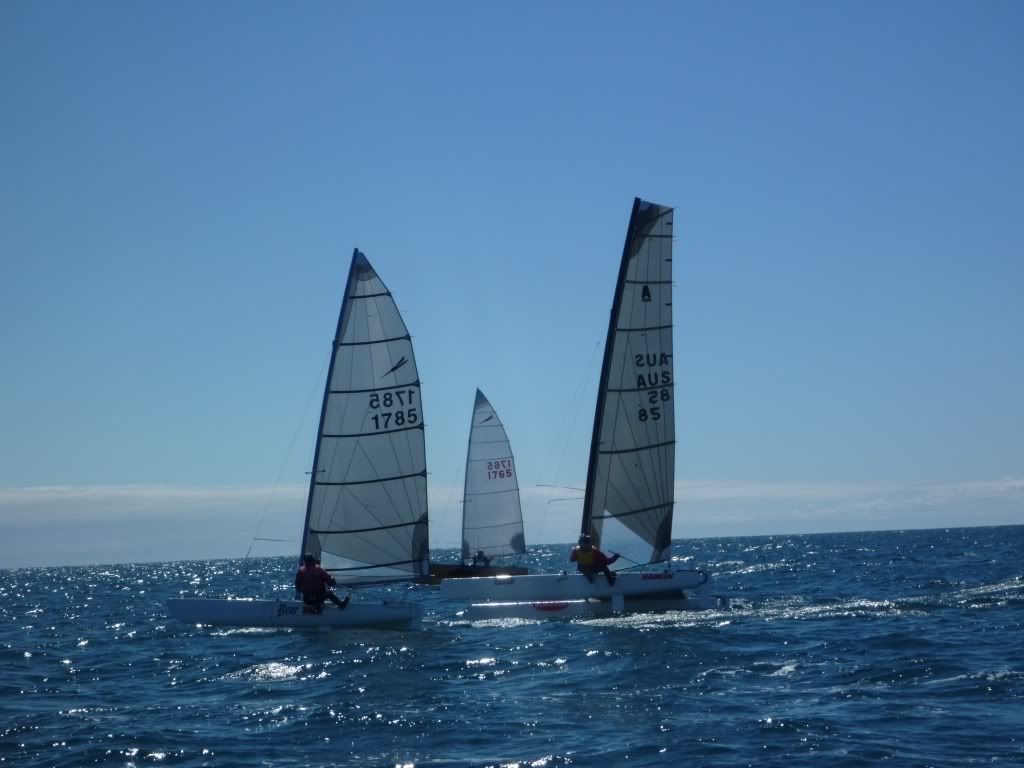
[321,423,425,438]
[592,502,673,520]
[298,248,429,585]
[466,487,521,498]
[337,334,411,347]
[325,558,422,572]
[469,453,515,461]
[581,198,677,567]
[617,323,673,333]
[348,291,392,299]
[310,519,421,534]
[597,439,675,455]
[329,380,422,396]
[606,383,676,394]
[315,469,427,486]
[460,388,526,563]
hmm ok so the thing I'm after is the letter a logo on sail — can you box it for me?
[641,285,652,302]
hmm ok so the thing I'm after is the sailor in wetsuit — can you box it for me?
[294,553,349,610]
[569,533,619,586]
[471,549,492,567]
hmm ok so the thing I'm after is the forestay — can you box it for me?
[461,389,526,562]
[300,249,429,585]
[582,199,676,568]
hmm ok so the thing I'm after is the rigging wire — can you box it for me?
[526,338,602,544]
[243,356,329,563]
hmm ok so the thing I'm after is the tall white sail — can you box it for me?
[582,199,676,568]
[300,249,429,585]
[461,389,525,563]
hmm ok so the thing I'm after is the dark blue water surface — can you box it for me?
[2,525,1022,767]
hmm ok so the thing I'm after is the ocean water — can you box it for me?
[1,525,1022,768]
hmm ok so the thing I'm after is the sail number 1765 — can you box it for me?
[487,459,513,480]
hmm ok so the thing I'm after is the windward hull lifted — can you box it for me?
[166,598,422,630]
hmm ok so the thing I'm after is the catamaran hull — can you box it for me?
[439,569,712,602]
[418,563,529,586]
[460,592,727,621]
[166,598,422,630]
[441,569,727,619]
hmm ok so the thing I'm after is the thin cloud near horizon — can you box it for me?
[2,475,1021,509]
[1,477,1021,568]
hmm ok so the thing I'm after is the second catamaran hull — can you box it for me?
[167,598,422,630]
[418,563,529,586]
[439,568,712,602]
[459,593,726,621]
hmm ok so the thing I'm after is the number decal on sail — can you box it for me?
[369,389,416,409]
[647,388,671,405]
[486,459,514,480]
[370,407,419,430]
[638,406,661,422]
[367,389,419,431]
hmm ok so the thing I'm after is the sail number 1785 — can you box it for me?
[369,389,418,430]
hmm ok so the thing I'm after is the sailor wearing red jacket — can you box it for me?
[295,553,349,610]
[570,533,619,586]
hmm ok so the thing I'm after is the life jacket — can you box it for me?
[575,547,595,566]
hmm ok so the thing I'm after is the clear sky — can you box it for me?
[2,1,1022,567]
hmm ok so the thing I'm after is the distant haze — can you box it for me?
[2,479,1021,568]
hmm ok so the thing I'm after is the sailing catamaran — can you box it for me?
[168,249,427,629]
[440,198,723,619]
[422,389,528,584]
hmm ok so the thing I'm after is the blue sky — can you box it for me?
[2,2,1022,567]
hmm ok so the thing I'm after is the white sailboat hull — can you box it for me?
[439,568,712,602]
[166,598,422,630]
[460,592,726,621]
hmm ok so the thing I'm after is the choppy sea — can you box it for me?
[2,525,1022,767]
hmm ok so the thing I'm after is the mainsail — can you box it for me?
[461,389,526,563]
[581,199,676,568]
[299,249,429,584]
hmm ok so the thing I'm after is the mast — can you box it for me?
[298,248,361,565]
[580,198,643,541]
[459,388,479,565]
